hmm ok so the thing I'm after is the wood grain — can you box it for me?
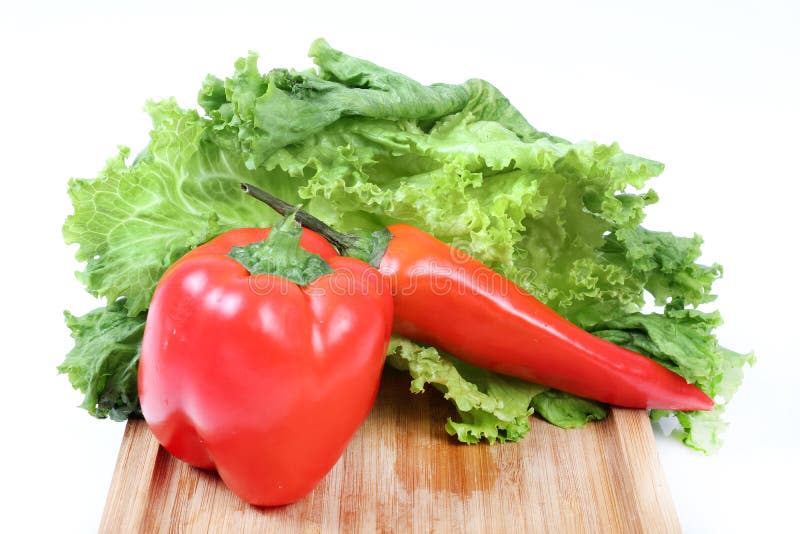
[100,368,680,533]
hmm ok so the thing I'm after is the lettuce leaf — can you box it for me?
[387,337,543,443]
[387,337,608,443]
[531,391,609,429]
[59,300,145,420]
[62,39,751,450]
[63,100,304,316]
[590,302,754,452]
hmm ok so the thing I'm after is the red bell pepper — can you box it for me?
[241,184,713,411]
[138,215,393,506]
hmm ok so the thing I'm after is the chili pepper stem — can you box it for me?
[240,183,358,254]
[241,183,392,267]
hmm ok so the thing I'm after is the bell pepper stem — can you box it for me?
[227,210,334,285]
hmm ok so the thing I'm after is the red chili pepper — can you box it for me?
[242,184,713,411]
[138,215,393,506]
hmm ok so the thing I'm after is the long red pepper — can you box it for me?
[241,184,713,411]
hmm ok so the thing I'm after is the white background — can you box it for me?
[1,1,797,532]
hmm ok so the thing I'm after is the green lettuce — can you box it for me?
[386,338,609,443]
[59,300,145,420]
[63,100,302,316]
[61,39,751,451]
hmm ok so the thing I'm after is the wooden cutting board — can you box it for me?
[100,368,680,533]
